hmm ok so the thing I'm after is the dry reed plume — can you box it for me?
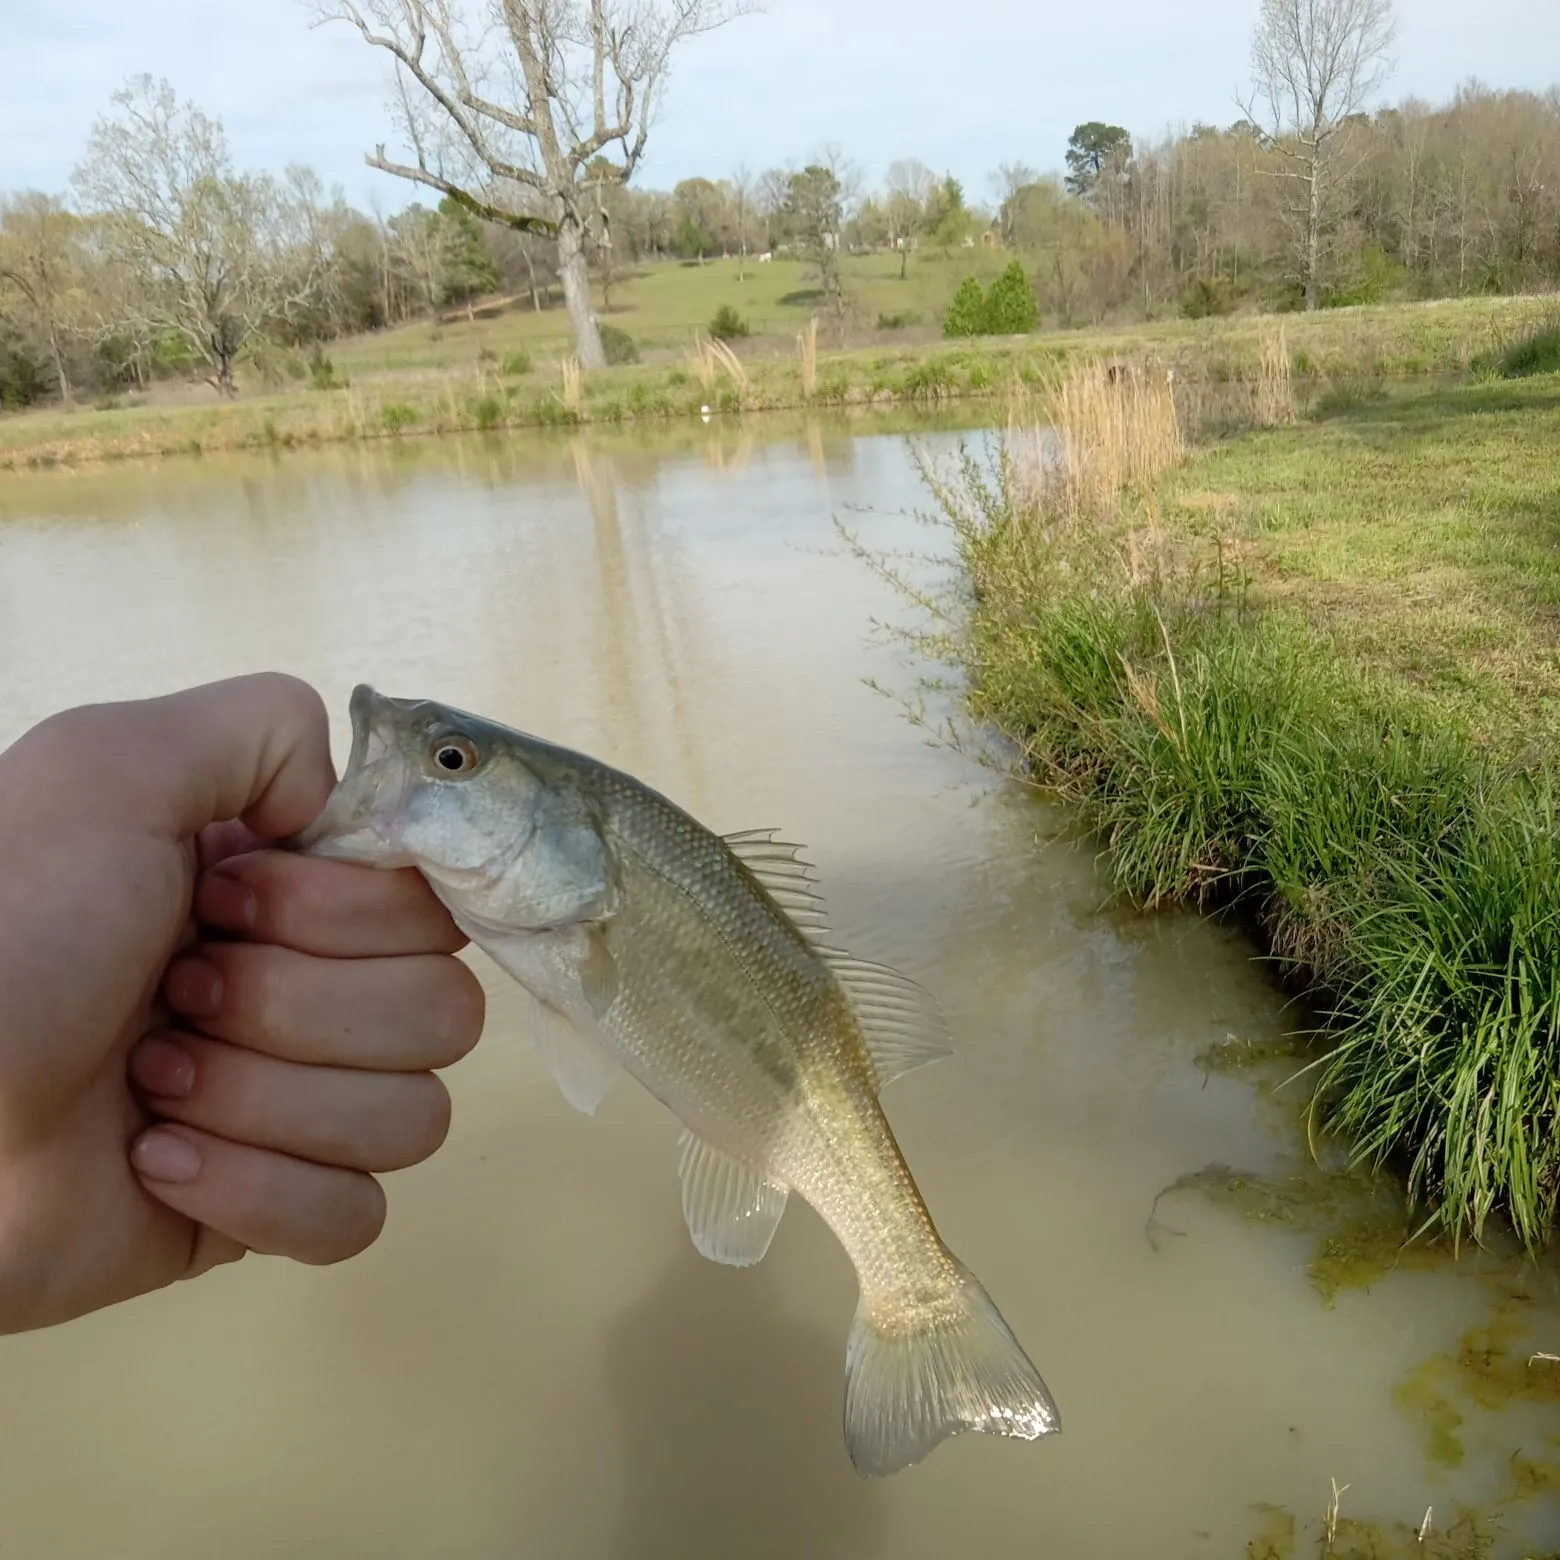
[799,315,819,397]
[684,334,749,395]
[559,356,583,414]
[1254,326,1296,426]
[1009,358,1185,524]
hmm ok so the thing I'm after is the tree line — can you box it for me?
[2,0,1557,409]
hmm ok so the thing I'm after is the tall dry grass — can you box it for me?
[684,334,750,396]
[558,356,583,414]
[1254,326,1296,426]
[798,315,819,397]
[1008,358,1185,524]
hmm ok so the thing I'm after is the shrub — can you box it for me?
[473,394,504,430]
[1179,276,1240,320]
[943,277,988,338]
[983,261,1039,334]
[309,348,345,391]
[708,304,750,341]
[500,350,532,377]
[599,325,639,365]
[381,402,418,433]
[1497,321,1560,380]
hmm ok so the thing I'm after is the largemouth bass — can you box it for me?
[296,685,1060,1476]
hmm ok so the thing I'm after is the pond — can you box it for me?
[1,412,1556,1558]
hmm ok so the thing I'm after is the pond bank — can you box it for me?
[1,292,1551,472]
[922,370,1560,1250]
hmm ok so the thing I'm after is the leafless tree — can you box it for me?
[730,164,757,278]
[314,0,754,369]
[0,195,84,403]
[73,76,324,395]
[1241,0,1398,308]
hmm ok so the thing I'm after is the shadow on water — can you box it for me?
[605,1253,888,1560]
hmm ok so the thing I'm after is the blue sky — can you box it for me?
[3,0,1558,210]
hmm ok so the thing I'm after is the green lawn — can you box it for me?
[1163,378,1560,745]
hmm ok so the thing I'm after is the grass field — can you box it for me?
[0,259,1553,471]
[923,352,1560,1248]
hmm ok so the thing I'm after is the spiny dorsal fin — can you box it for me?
[722,828,953,1087]
[721,828,830,929]
[677,1130,789,1267]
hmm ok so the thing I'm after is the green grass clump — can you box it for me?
[500,349,532,377]
[928,420,1560,1250]
[380,402,418,433]
[1497,322,1560,379]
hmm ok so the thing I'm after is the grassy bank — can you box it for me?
[915,359,1560,1249]
[2,291,1553,472]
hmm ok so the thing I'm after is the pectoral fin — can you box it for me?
[677,1130,789,1267]
[524,994,621,1116]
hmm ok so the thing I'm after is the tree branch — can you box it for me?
[366,146,558,232]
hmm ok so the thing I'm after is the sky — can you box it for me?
[3,0,1558,212]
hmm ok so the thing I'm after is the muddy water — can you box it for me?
[1,416,1557,1559]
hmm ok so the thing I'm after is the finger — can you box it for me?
[195,851,467,958]
[130,1126,386,1266]
[197,818,269,876]
[25,673,336,843]
[130,1032,452,1173]
[164,941,485,1070]
[184,1227,248,1281]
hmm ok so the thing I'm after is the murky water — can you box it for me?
[2,415,1558,1558]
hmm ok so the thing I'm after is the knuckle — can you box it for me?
[236,947,294,1048]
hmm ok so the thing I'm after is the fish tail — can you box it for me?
[843,1254,1060,1478]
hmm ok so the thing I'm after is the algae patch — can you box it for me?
[1147,1156,1443,1305]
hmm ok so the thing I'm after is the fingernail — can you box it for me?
[165,957,223,1018]
[129,1036,196,1099]
[131,1129,201,1184]
[196,871,257,934]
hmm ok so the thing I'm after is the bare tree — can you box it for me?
[315,0,754,370]
[730,163,757,279]
[0,195,84,403]
[1241,0,1398,308]
[73,76,324,395]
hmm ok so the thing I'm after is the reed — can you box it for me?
[558,355,583,414]
[799,314,819,397]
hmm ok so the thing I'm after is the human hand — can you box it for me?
[0,674,485,1334]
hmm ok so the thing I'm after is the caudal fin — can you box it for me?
[843,1258,1060,1478]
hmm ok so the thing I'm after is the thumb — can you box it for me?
[31,674,339,844]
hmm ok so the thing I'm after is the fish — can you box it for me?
[294,684,1060,1476]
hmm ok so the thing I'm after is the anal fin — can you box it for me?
[677,1130,789,1267]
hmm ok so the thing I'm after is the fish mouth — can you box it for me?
[290,683,408,860]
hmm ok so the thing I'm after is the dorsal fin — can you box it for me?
[721,828,829,929]
[818,949,954,1086]
[721,827,953,1087]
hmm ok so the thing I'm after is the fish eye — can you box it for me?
[430,735,479,775]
